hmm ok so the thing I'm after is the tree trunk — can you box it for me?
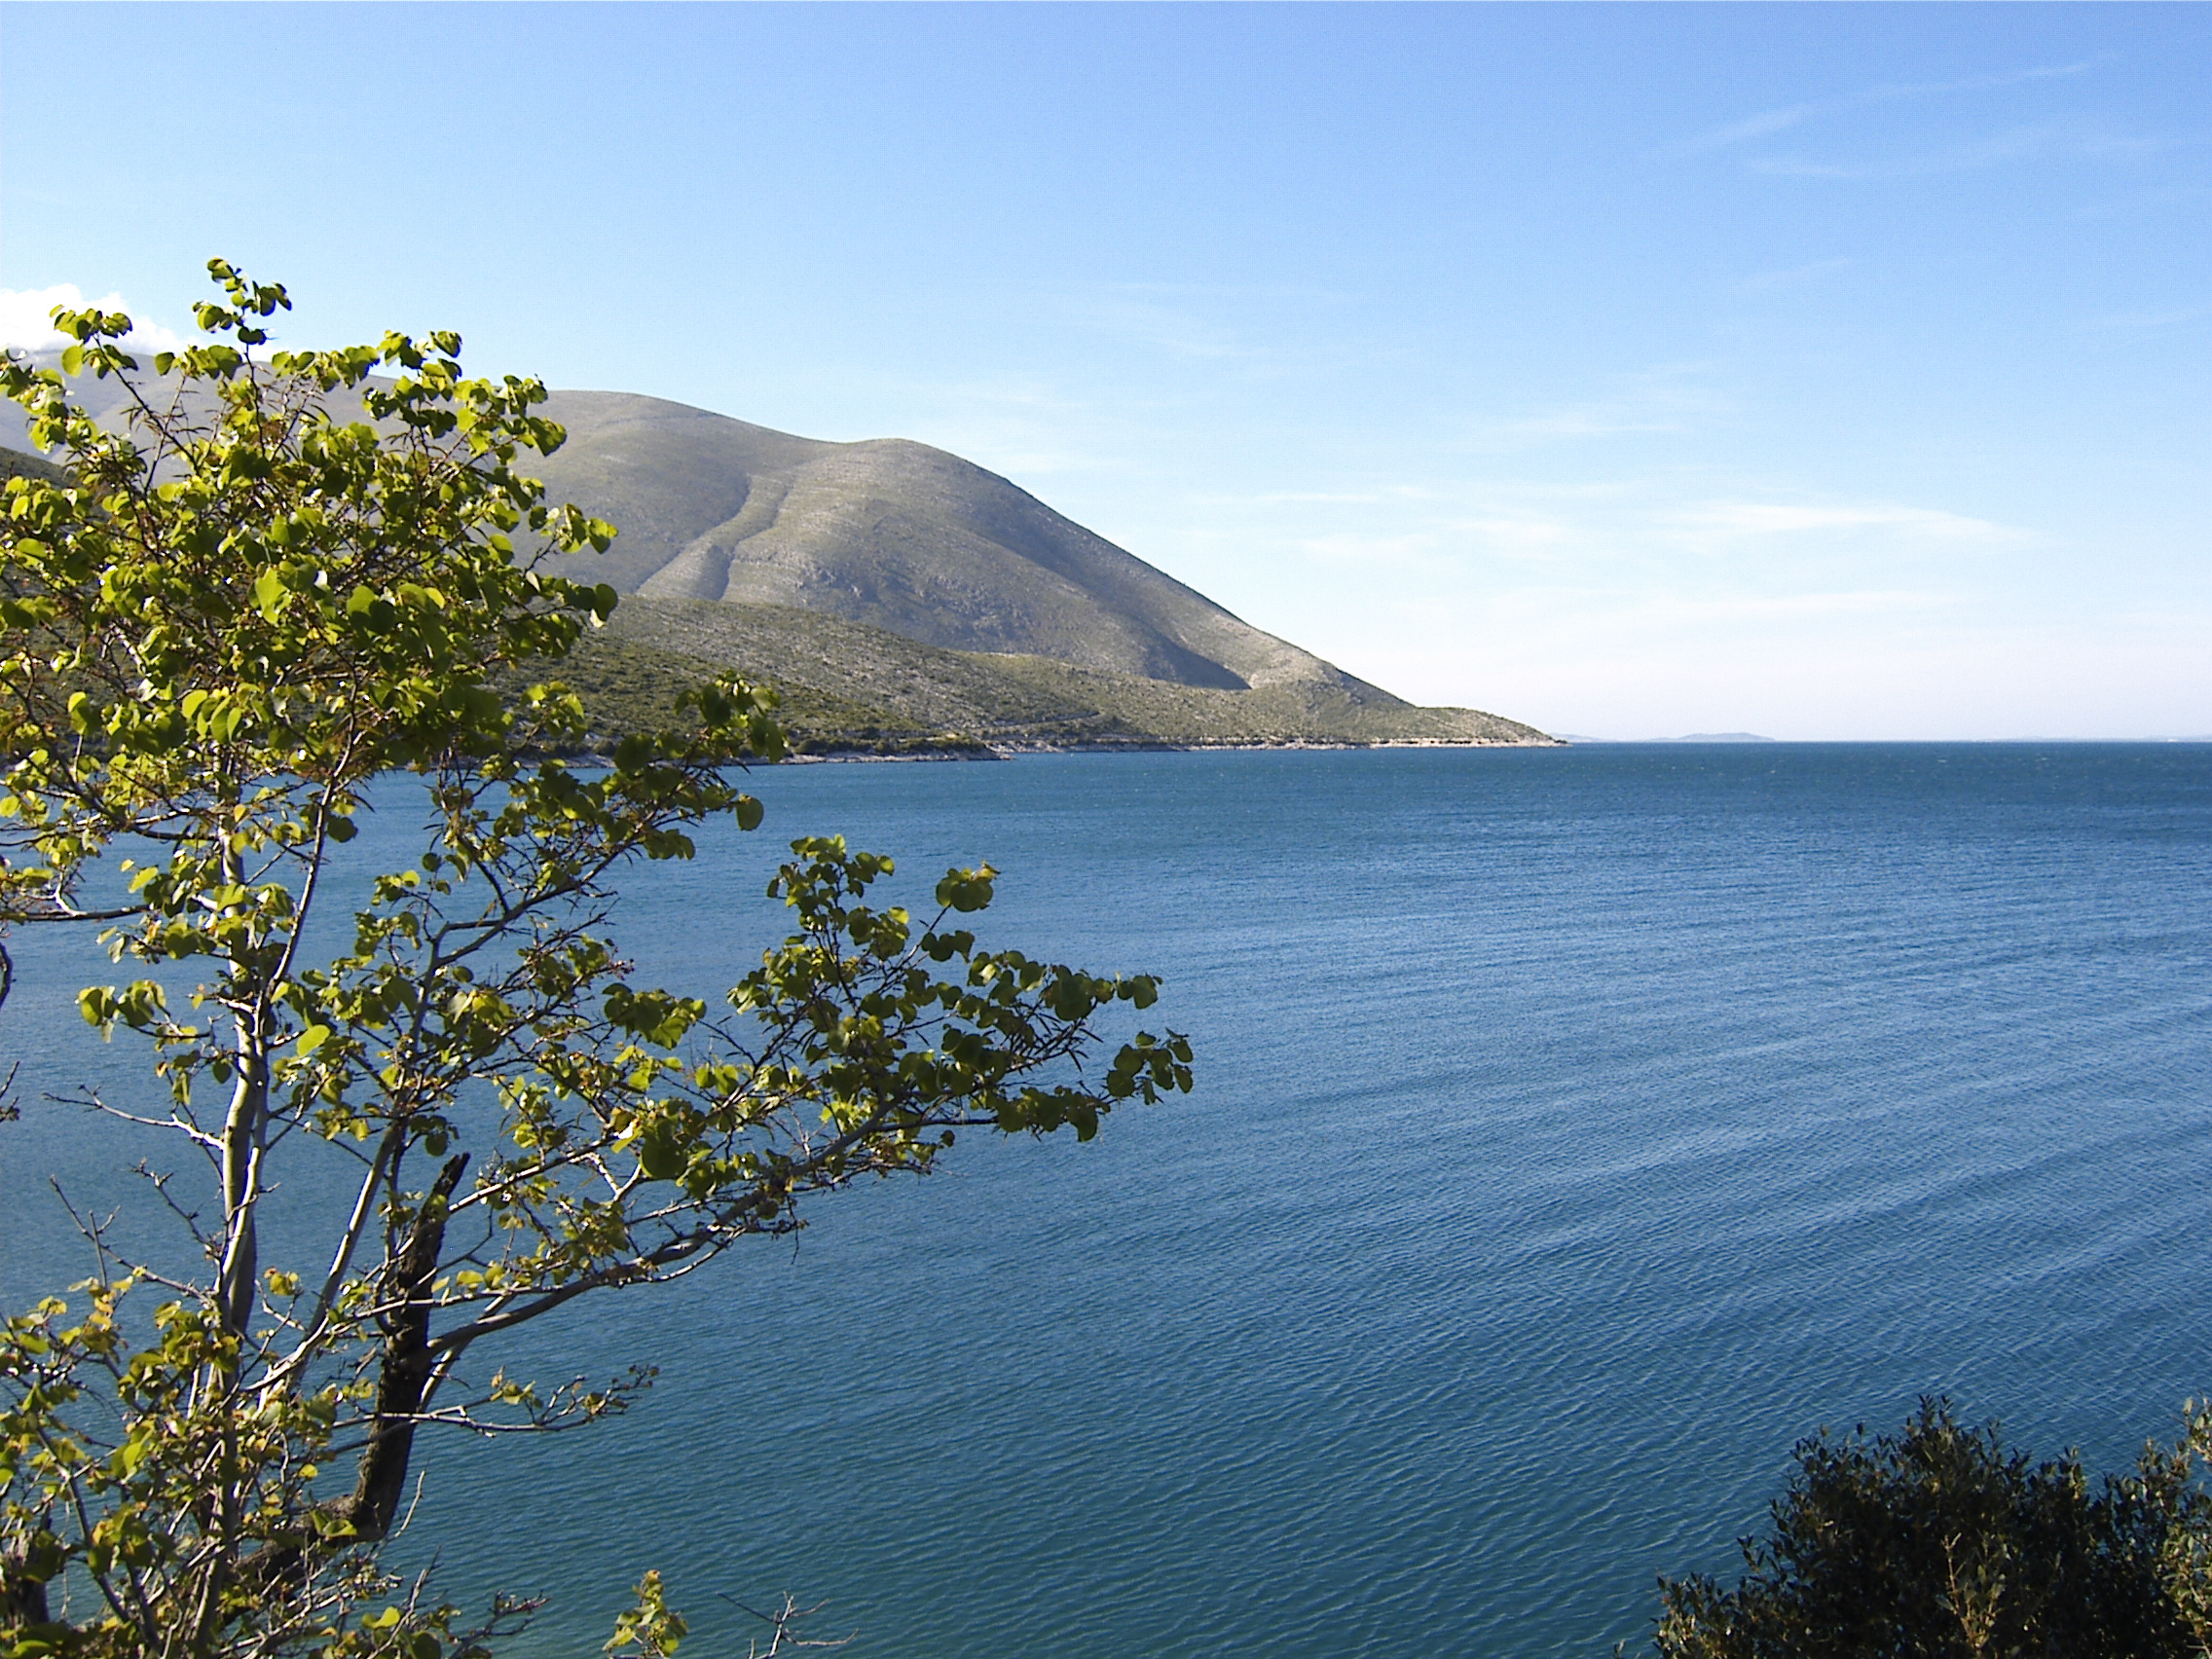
[0,1563,50,1632]
[216,835,267,1341]
[216,1047,264,1338]
[345,1153,469,1541]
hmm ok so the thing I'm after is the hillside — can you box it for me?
[550,597,1552,755]
[524,390,1378,696]
[0,446,68,487]
[2,365,1557,750]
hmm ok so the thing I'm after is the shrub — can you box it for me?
[1643,1398,2212,1658]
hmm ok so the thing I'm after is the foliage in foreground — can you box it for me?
[1643,1398,2212,1659]
[0,264,1192,1655]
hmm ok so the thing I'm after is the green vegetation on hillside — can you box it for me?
[551,596,1556,755]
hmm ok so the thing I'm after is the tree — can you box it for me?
[0,262,1193,1654]
[1640,1398,2212,1659]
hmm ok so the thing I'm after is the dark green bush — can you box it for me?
[1643,1398,2212,1658]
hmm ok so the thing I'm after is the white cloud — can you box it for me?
[1876,59,2103,99]
[1292,529,1456,571]
[1751,119,2160,181]
[1671,499,2013,541]
[1498,407,1685,441]
[1670,104,1822,158]
[1669,58,2102,160]
[1480,368,1731,448]
[0,284,187,353]
[2088,301,2212,332]
[1639,586,1958,622]
[1199,485,1442,508]
[1738,258,1851,295]
[1070,295,1249,360]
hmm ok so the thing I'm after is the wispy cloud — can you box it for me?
[1674,105,1822,157]
[1737,258,1851,295]
[1479,367,1732,448]
[2074,182,2211,221]
[1456,514,1579,555]
[1049,277,1349,366]
[0,284,186,352]
[1292,529,1458,571]
[1753,118,2162,180]
[1200,485,1443,508]
[1874,59,2105,100]
[1304,512,1582,565]
[1645,587,1961,622]
[1497,406,1687,441]
[1668,57,2103,159]
[1669,499,2015,542]
[1067,294,1251,360]
[2086,300,2212,332]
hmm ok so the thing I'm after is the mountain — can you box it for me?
[2,368,1556,749]
[526,391,1379,696]
[0,446,68,487]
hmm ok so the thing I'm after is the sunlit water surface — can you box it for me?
[5,744,2210,1656]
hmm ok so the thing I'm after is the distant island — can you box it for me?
[4,378,1556,756]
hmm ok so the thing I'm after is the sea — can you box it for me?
[3,743,2210,1656]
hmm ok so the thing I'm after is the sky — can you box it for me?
[3,3,2207,739]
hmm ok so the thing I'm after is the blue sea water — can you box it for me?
[4,743,2211,1655]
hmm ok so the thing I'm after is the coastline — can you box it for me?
[776,733,1567,763]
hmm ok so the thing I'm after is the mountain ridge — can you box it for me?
[525,388,1393,700]
[1,365,1557,749]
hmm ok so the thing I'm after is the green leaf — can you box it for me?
[0,266,1195,1654]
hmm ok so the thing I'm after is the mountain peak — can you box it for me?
[529,390,1376,697]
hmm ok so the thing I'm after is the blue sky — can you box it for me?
[4,3,2206,738]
